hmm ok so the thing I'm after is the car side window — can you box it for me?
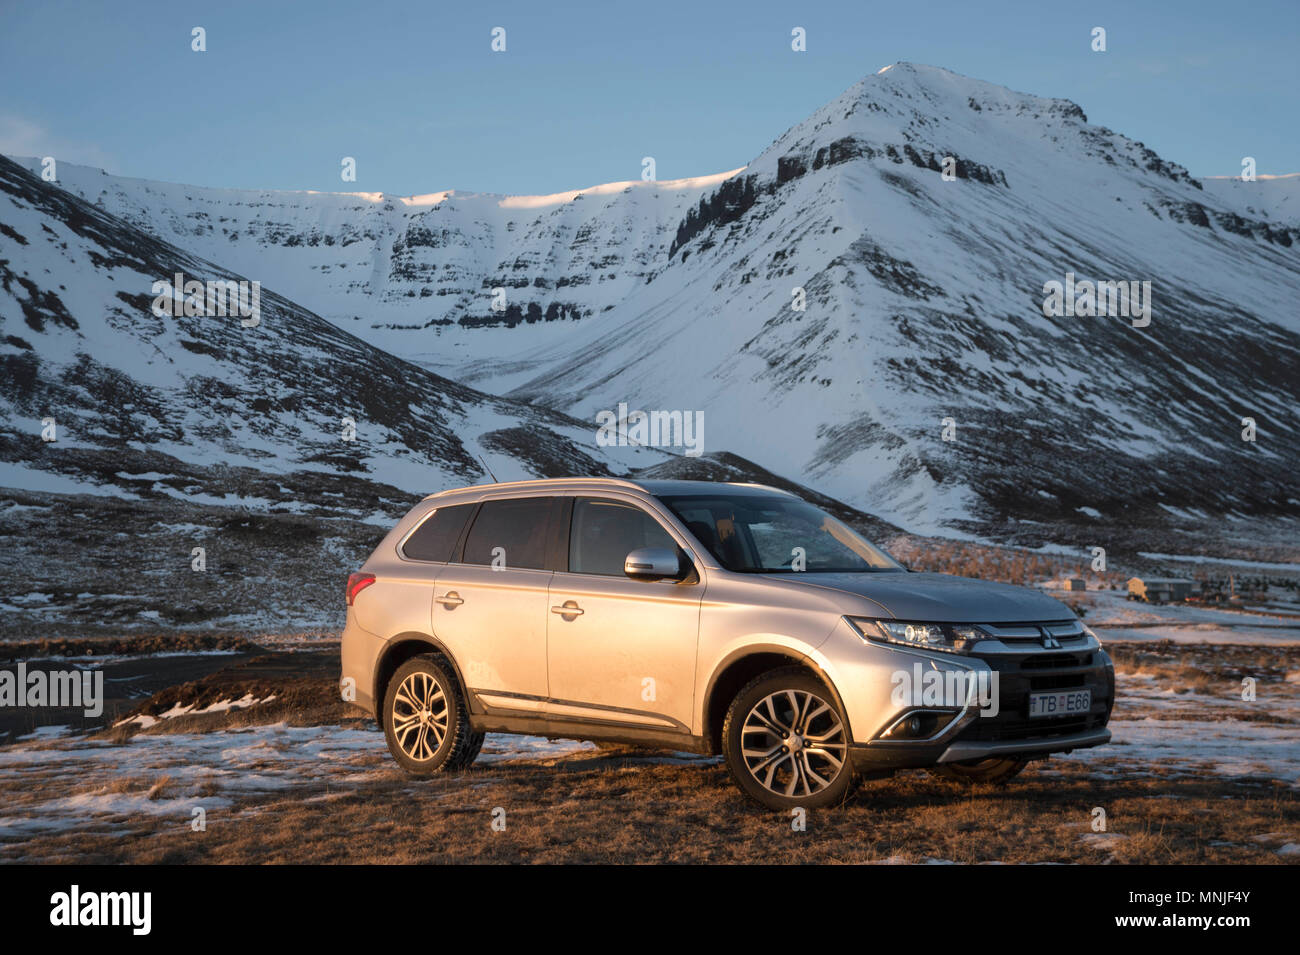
[569,498,677,576]
[400,503,475,562]
[461,497,555,570]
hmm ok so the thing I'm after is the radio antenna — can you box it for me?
[478,455,499,483]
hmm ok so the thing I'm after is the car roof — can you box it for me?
[632,479,795,497]
[421,477,794,500]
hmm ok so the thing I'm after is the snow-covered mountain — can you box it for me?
[8,154,743,374]
[1200,173,1300,227]
[497,63,1300,533]
[5,63,1298,538]
[0,154,673,507]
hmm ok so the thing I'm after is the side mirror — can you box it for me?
[624,547,684,581]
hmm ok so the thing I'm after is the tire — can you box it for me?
[382,655,480,776]
[721,666,856,810]
[451,730,486,769]
[929,757,1027,785]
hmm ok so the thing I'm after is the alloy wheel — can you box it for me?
[391,670,449,762]
[740,689,848,798]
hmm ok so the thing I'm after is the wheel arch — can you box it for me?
[702,645,853,755]
[373,632,470,715]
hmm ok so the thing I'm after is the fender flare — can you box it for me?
[374,632,471,712]
[701,642,854,746]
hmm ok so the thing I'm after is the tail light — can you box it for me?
[347,572,376,606]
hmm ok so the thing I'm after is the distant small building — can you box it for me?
[1047,577,1086,591]
[1127,577,1195,604]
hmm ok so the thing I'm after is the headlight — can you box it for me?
[847,617,979,654]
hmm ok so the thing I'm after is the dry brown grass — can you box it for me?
[98,650,354,742]
[0,633,263,661]
[1105,641,1298,724]
[2,640,1296,865]
[1109,642,1292,682]
[3,748,1296,865]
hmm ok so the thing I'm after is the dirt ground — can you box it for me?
[0,638,1296,865]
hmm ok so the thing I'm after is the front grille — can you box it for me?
[1030,672,1088,690]
[1021,651,1092,670]
[955,639,1113,745]
[975,620,1090,648]
[959,713,1104,743]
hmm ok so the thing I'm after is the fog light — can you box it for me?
[879,709,958,740]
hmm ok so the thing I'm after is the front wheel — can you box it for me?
[929,757,1027,785]
[722,667,856,810]
[382,655,480,775]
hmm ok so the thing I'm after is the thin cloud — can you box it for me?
[0,114,115,168]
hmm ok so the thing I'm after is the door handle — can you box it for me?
[435,592,464,607]
[551,600,583,617]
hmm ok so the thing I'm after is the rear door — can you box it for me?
[430,496,560,712]
[545,496,703,733]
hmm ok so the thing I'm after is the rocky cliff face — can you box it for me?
[6,63,1298,539]
[0,154,672,508]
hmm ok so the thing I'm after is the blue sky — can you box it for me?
[1,0,1296,196]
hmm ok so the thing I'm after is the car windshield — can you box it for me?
[657,492,904,574]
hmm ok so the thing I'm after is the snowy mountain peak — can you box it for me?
[4,66,1297,541]
[746,61,1203,197]
[864,61,1086,118]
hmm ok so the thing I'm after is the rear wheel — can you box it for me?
[722,667,855,810]
[382,655,480,775]
[929,757,1027,785]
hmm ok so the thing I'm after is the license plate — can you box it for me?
[1028,688,1091,718]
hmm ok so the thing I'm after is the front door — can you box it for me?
[546,497,702,733]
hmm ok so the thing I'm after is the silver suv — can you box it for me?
[342,478,1112,809]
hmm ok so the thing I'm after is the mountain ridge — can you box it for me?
[4,63,1297,538]
[0,154,679,505]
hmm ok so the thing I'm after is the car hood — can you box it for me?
[767,571,1075,623]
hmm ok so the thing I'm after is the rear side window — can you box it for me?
[569,498,677,576]
[401,503,474,562]
[461,497,555,570]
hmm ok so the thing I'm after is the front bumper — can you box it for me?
[850,725,1111,772]
[937,727,1111,763]
[849,643,1115,773]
